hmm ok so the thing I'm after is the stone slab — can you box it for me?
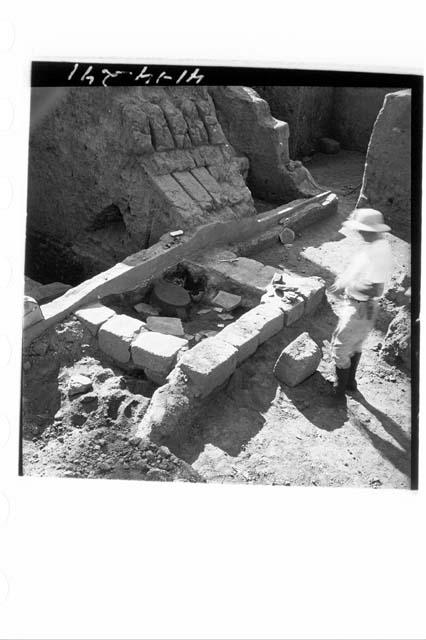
[146,316,185,336]
[133,302,160,317]
[236,304,284,344]
[74,302,116,335]
[216,323,259,364]
[211,290,242,311]
[131,331,188,374]
[273,332,322,387]
[178,337,238,397]
[98,314,145,363]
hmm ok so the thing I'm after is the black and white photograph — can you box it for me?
[21,65,420,489]
[1,3,425,640]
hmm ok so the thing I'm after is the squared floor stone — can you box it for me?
[273,332,322,387]
[235,304,284,343]
[216,323,259,364]
[178,337,238,397]
[74,302,116,335]
[131,331,188,374]
[211,290,242,312]
[146,316,185,336]
[98,314,145,363]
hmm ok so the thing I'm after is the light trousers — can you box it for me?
[331,298,378,369]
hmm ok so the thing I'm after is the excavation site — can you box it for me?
[22,82,414,488]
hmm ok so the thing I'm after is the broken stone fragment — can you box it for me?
[278,227,296,244]
[146,316,185,336]
[68,374,93,397]
[133,302,160,317]
[273,332,322,387]
[211,290,242,312]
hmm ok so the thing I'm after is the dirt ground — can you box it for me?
[22,150,412,489]
[165,150,412,488]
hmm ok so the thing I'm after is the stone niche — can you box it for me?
[357,89,411,240]
[27,86,256,279]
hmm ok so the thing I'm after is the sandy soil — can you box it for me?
[166,151,412,488]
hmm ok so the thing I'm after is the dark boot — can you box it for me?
[333,366,350,397]
[347,352,362,391]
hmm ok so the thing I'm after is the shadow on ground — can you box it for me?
[348,391,411,478]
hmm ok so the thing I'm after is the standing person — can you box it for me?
[331,209,393,397]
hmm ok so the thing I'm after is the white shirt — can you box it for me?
[337,237,393,301]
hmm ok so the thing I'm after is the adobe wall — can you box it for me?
[357,89,411,240]
[253,86,335,158]
[27,86,255,281]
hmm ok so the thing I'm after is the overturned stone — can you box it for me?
[131,331,188,375]
[273,332,322,387]
[74,302,116,335]
[98,314,145,363]
[177,337,238,397]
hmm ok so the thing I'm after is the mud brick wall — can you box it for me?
[255,86,401,156]
[27,86,255,279]
[357,89,411,240]
[254,86,335,158]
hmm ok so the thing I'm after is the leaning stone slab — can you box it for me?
[131,331,188,375]
[211,290,242,311]
[98,314,145,363]
[74,302,116,335]
[273,332,322,387]
[146,316,185,336]
[236,304,284,344]
[216,323,259,364]
[177,337,238,397]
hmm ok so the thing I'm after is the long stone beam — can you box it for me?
[23,191,337,346]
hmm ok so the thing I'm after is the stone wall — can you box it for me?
[357,90,411,240]
[27,86,255,280]
[210,86,321,202]
[254,86,335,158]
